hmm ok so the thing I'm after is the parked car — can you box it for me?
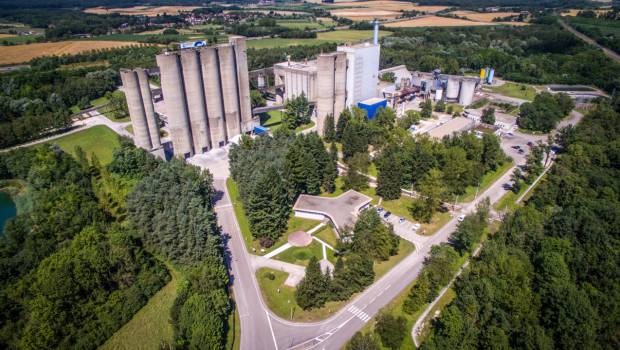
[383,211,391,219]
[457,214,466,222]
[518,149,525,154]
[412,223,421,231]
[376,207,384,213]
[399,217,405,224]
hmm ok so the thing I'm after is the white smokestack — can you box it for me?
[373,20,379,45]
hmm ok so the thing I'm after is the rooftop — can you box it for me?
[427,116,474,139]
[274,60,317,73]
[293,190,372,230]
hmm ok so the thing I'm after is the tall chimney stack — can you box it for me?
[373,19,379,45]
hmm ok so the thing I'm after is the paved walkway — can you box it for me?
[263,243,292,259]
[250,255,306,287]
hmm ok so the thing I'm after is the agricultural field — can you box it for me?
[246,29,390,49]
[385,16,498,28]
[561,9,612,17]
[450,10,523,22]
[0,40,142,65]
[84,6,201,17]
[276,19,332,30]
[0,23,44,45]
[329,1,447,21]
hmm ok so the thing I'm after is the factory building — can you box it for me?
[337,41,380,107]
[120,68,162,151]
[316,52,347,135]
[273,60,318,103]
[155,36,256,158]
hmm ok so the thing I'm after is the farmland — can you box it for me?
[0,40,143,65]
[450,11,521,22]
[386,16,497,28]
[84,5,201,17]
[246,29,390,49]
[328,1,447,21]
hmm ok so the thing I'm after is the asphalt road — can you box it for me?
[558,18,620,64]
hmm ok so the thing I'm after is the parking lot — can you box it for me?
[374,206,430,251]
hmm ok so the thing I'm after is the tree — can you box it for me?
[346,332,380,350]
[481,107,496,125]
[435,100,446,112]
[250,89,266,108]
[323,113,336,141]
[379,72,396,83]
[350,209,399,261]
[322,149,338,193]
[510,168,522,194]
[451,198,490,255]
[343,152,369,191]
[376,144,403,200]
[375,314,407,350]
[420,99,433,119]
[295,256,330,310]
[411,168,445,223]
[284,93,311,128]
[481,133,503,171]
[336,108,352,141]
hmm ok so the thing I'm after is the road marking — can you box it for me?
[265,310,279,350]
[348,305,371,322]
[215,203,233,209]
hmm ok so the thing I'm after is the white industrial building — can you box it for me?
[337,41,380,107]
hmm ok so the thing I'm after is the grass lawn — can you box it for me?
[374,239,415,279]
[277,20,327,30]
[226,178,321,255]
[274,240,333,266]
[494,186,526,212]
[416,288,457,344]
[488,82,537,101]
[246,30,391,49]
[225,300,241,350]
[260,110,314,133]
[48,125,120,165]
[313,224,338,247]
[256,268,348,322]
[367,162,378,178]
[460,161,514,203]
[99,265,179,350]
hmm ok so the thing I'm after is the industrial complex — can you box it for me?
[121,24,506,158]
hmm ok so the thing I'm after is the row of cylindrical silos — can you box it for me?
[412,74,478,106]
[316,52,347,136]
[120,68,161,151]
[155,36,253,158]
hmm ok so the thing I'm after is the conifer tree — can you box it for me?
[295,256,330,309]
[376,145,403,200]
[323,113,336,141]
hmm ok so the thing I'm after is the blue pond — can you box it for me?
[0,192,16,236]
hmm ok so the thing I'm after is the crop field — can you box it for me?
[562,9,612,17]
[386,16,498,28]
[84,5,201,17]
[566,16,620,36]
[276,19,330,30]
[246,29,390,49]
[329,2,447,21]
[0,40,141,65]
[450,11,521,22]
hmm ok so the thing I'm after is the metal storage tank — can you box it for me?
[180,49,211,153]
[459,79,477,106]
[156,53,194,158]
[316,54,335,135]
[446,78,460,100]
[333,52,347,121]
[120,69,152,150]
[487,68,495,84]
[479,68,486,80]
[217,44,241,138]
[135,68,161,149]
[199,46,227,148]
[229,36,253,132]
[412,75,422,87]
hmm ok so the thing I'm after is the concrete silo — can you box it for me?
[446,78,460,100]
[180,49,211,153]
[156,53,194,158]
[217,44,241,139]
[135,68,161,149]
[333,52,347,121]
[120,69,152,150]
[459,79,477,106]
[229,36,253,133]
[199,46,227,148]
[316,53,336,135]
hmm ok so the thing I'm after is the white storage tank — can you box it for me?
[446,78,460,100]
[459,79,477,106]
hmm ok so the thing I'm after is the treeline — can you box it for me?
[381,23,620,93]
[0,46,158,148]
[518,92,574,132]
[0,141,232,349]
[417,0,592,8]
[0,0,221,9]
[246,42,336,71]
[229,131,337,247]
[0,145,168,349]
[422,100,620,349]
[567,13,620,54]
[228,20,317,39]
[296,209,400,310]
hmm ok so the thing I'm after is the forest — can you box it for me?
[0,45,158,149]
[420,98,620,349]
[381,21,620,93]
[0,140,231,349]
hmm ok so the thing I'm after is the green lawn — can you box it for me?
[226,178,321,255]
[277,20,327,30]
[99,266,179,350]
[274,240,333,266]
[246,30,391,49]
[313,224,338,247]
[488,82,538,101]
[461,161,514,203]
[226,300,241,350]
[48,125,121,165]
[261,110,284,128]
[256,268,348,322]
[367,162,378,178]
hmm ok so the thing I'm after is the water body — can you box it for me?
[0,192,17,236]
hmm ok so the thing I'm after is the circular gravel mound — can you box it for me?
[288,231,313,247]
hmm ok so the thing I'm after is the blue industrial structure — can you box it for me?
[358,98,387,119]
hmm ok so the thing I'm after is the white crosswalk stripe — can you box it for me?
[348,305,371,322]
